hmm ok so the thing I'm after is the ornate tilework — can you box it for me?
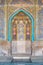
[38,0,43,5]
[0,8,5,40]
[12,22,17,40]
[26,24,30,40]
[8,9,34,42]
[6,0,34,5]
[17,22,25,41]
[0,0,5,5]
[38,8,43,40]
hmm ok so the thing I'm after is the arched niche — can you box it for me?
[8,9,34,42]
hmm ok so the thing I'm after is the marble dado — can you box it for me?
[0,40,43,56]
[12,41,31,54]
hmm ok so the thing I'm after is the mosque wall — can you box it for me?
[0,0,43,43]
[0,0,43,56]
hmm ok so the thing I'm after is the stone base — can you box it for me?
[0,56,43,62]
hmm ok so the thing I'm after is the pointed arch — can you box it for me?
[8,9,34,42]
